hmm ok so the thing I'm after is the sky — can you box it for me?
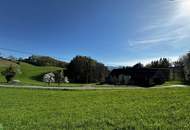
[0,0,190,66]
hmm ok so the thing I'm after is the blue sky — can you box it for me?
[0,0,190,66]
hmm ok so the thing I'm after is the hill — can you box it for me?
[21,55,68,68]
[0,59,62,85]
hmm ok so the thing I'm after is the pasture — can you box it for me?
[0,87,189,130]
[0,60,95,87]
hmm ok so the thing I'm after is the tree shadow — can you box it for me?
[30,73,45,82]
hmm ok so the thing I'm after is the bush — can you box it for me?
[1,65,17,83]
[43,73,55,85]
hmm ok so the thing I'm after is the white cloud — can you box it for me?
[107,56,179,66]
[129,34,188,47]
[176,0,190,18]
[129,0,190,48]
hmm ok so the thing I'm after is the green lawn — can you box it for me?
[0,87,189,130]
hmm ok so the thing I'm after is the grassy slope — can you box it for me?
[0,60,94,87]
[0,87,190,130]
[17,62,63,85]
[0,60,62,85]
[0,60,18,82]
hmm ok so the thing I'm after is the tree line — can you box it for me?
[132,53,190,83]
[1,52,190,84]
[20,55,68,68]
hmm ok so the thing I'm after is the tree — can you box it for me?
[22,55,68,68]
[133,63,144,69]
[7,55,17,61]
[181,52,190,82]
[159,58,171,68]
[43,73,55,85]
[67,56,109,83]
[146,58,171,68]
[54,70,64,85]
[1,65,17,83]
[173,60,183,67]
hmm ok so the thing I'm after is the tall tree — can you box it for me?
[173,60,184,68]
[146,58,171,68]
[67,56,109,83]
[133,63,144,69]
[181,52,190,81]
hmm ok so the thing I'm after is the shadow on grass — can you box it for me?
[30,72,47,82]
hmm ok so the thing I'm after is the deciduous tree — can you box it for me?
[1,65,17,83]
[67,56,109,83]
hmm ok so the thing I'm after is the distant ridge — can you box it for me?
[107,66,120,71]
[21,55,68,68]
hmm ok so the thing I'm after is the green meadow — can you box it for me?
[0,87,189,130]
[0,60,95,87]
[0,60,61,84]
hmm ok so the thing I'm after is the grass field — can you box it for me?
[0,60,96,87]
[0,60,61,84]
[0,87,189,130]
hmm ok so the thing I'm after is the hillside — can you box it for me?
[0,59,62,85]
[21,55,68,68]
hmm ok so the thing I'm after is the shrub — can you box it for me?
[43,73,55,85]
[1,65,17,83]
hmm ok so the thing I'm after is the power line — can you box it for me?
[0,47,68,61]
[0,47,34,55]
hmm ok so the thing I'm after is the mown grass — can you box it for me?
[0,87,189,130]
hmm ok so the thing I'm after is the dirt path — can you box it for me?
[0,84,140,90]
[0,84,189,91]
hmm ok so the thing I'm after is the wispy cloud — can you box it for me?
[129,34,188,47]
[129,0,190,48]
[107,56,179,66]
